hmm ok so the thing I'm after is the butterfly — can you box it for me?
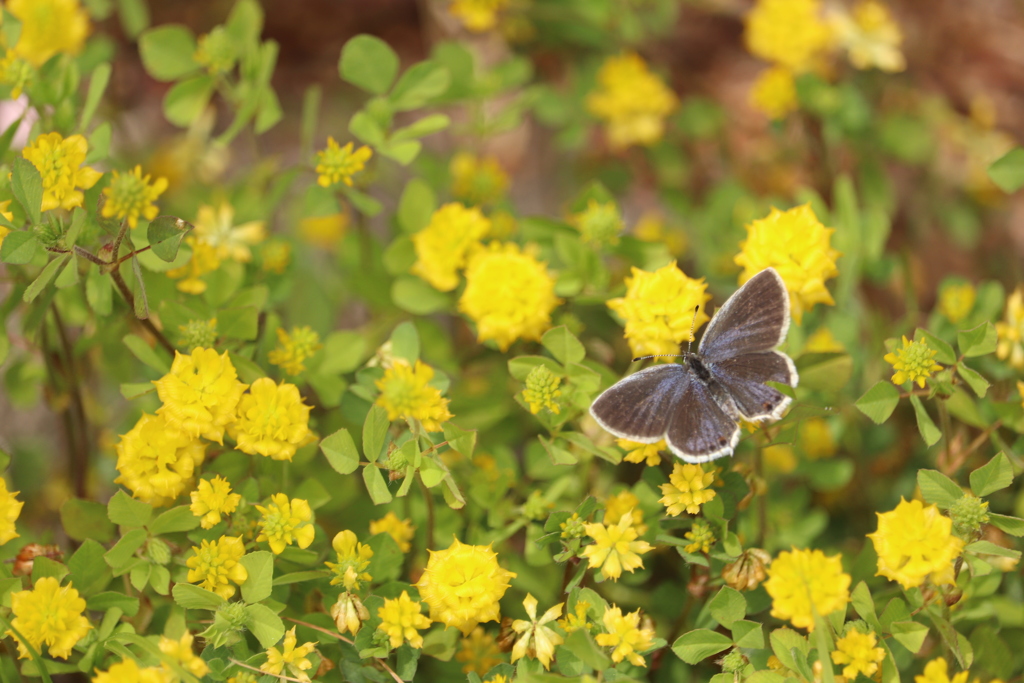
[590,267,799,463]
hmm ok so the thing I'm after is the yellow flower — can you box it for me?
[804,327,845,353]
[229,378,313,461]
[0,49,33,99]
[416,537,517,635]
[192,202,266,262]
[7,0,90,67]
[154,347,247,444]
[369,511,416,553]
[186,535,248,599]
[261,627,317,683]
[167,236,222,294]
[607,261,711,359]
[586,52,678,150]
[256,493,315,555]
[190,475,241,529]
[460,241,561,351]
[684,519,716,554]
[618,438,665,467]
[22,132,102,212]
[868,498,965,589]
[764,443,797,473]
[633,211,687,256]
[375,359,453,432]
[377,591,431,649]
[268,326,323,376]
[92,658,169,683]
[456,626,503,674]
[115,413,206,506]
[750,66,798,120]
[558,600,591,634]
[510,593,563,670]
[177,317,218,350]
[315,137,372,187]
[325,530,374,591]
[101,165,168,229]
[595,606,655,667]
[915,657,971,683]
[745,0,833,73]
[799,417,835,459]
[0,478,24,545]
[411,202,491,292]
[830,0,905,73]
[764,547,850,632]
[299,212,348,249]
[604,491,647,535]
[331,592,369,636]
[159,632,209,679]
[996,287,1024,369]
[451,152,509,205]
[581,510,653,581]
[571,199,623,247]
[261,239,292,274]
[831,628,886,679]
[884,336,943,388]
[449,0,508,32]
[939,282,976,325]
[522,364,562,415]
[660,462,717,515]
[7,577,91,659]
[735,204,840,324]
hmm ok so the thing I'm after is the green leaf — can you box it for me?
[318,331,367,375]
[989,513,1024,537]
[560,629,612,672]
[123,333,171,374]
[851,582,883,633]
[957,364,989,398]
[349,110,387,147]
[61,499,115,543]
[379,139,421,165]
[172,583,226,611]
[147,215,193,262]
[917,469,964,509]
[419,457,446,488]
[672,629,733,664]
[117,0,150,38]
[362,404,390,463]
[958,322,998,357]
[855,381,900,424]
[769,627,811,678]
[442,422,476,458]
[138,25,199,81]
[245,603,285,649]
[218,306,258,341]
[390,113,450,143]
[87,591,140,616]
[23,254,69,303]
[339,34,399,95]
[397,178,436,234]
[365,532,404,583]
[391,275,450,314]
[915,328,956,365]
[0,231,39,264]
[969,452,1013,497]
[909,395,942,446]
[388,62,451,111]
[541,326,585,365]
[340,185,383,217]
[163,74,216,127]
[966,540,1022,561]
[889,621,928,653]
[108,489,153,527]
[12,157,42,225]
[104,528,148,569]
[390,320,420,363]
[988,146,1024,193]
[147,506,200,535]
[363,465,393,505]
[240,551,274,604]
[708,587,746,628]
[320,429,360,475]
[67,540,111,595]
[730,620,764,649]
[80,62,112,131]
[54,253,80,289]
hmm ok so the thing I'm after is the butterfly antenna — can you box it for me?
[630,306,702,363]
[686,305,700,355]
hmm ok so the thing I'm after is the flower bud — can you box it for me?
[331,592,370,636]
[722,547,772,591]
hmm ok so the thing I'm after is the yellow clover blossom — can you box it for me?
[451,152,509,205]
[0,50,33,99]
[230,378,313,461]
[22,132,102,212]
[416,537,517,635]
[456,626,503,675]
[190,475,241,529]
[411,202,491,292]
[915,657,971,683]
[0,478,24,545]
[7,0,90,67]
[377,591,431,649]
[831,628,886,679]
[256,493,315,555]
[261,627,317,683]
[186,535,248,599]
[586,52,678,150]
[996,286,1024,369]
[868,498,965,589]
[510,593,563,670]
[633,211,687,256]
[735,204,840,324]
[618,438,665,467]
[764,547,850,632]
[369,511,416,553]
[177,317,218,350]
[315,137,372,187]
[660,462,717,515]
[745,0,833,73]
[261,239,292,274]
[331,592,369,636]
[299,212,348,249]
[522,364,562,415]
[804,326,845,353]
[830,0,905,73]
[604,491,647,535]
[558,600,591,634]
[167,236,222,294]
[938,282,976,325]
[449,0,508,32]
[595,606,655,667]
[268,326,323,376]
[192,202,266,262]
[607,261,711,359]
[884,336,942,388]
[375,359,453,432]
[154,347,247,444]
[325,530,374,591]
[115,413,207,506]
[581,510,653,581]
[7,577,91,659]
[798,417,836,459]
[92,658,168,683]
[159,632,209,679]
[101,166,168,229]
[750,66,799,120]
[460,241,561,351]
[684,519,716,554]
[571,199,623,247]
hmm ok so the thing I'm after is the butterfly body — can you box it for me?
[590,268,799,463]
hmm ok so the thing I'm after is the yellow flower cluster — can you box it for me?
[456,626,503,674]
[939,282,976,325]
[746,0,832,73]
[915,657,972,683]
[190,475,241,529]
[511,593,563,670]
[7,0,90,67]
[618,438,665,467]
[830,0,905,73]
[596,606,655,667]
[92,658,168,683]
[868,498,965,589]
[256,493,315,555]
[22,132,102,212]
[230,377,313,461]
[325,530,374,591]
[604,491,647,535]
[0,478,24,545]
[581,510,652,581]
[831,628,886,679]
[377,591,431,649]
[448,0,509,32]
[996,286,1024,369]
[186,535,248,599]
[167,236,221,294]
[8,577,91,659]
[370,511,416,553]
[750,66,799,121]
[159,632,209,679]
[412,202,491,292]
[332,592,369,636]
[268,326,323,376]
[192,201,267,262]
[764,547,850,631]
[261,627,317,683]
[451,152,509,205]
[101,165,168,229]
[684,519,716,554]
[885,336,943,388]
[586,53,678,150]
[375,359,453,432]
[315,137,372,187]
[154,347,247,444]
[571,199,623,247]
[522,364,562,415]
[115,413,207,506]
[660,463,717,515]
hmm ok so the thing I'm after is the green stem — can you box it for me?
[0,612,54,683]
[108,266,176,355]
[419,478,436,552]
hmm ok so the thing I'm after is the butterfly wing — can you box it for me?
[589,364,690,443]
[705,350,798,421]
[699,268,790,359]
[664,378,741,463]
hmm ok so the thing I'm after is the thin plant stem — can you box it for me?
[108,266,176,355]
